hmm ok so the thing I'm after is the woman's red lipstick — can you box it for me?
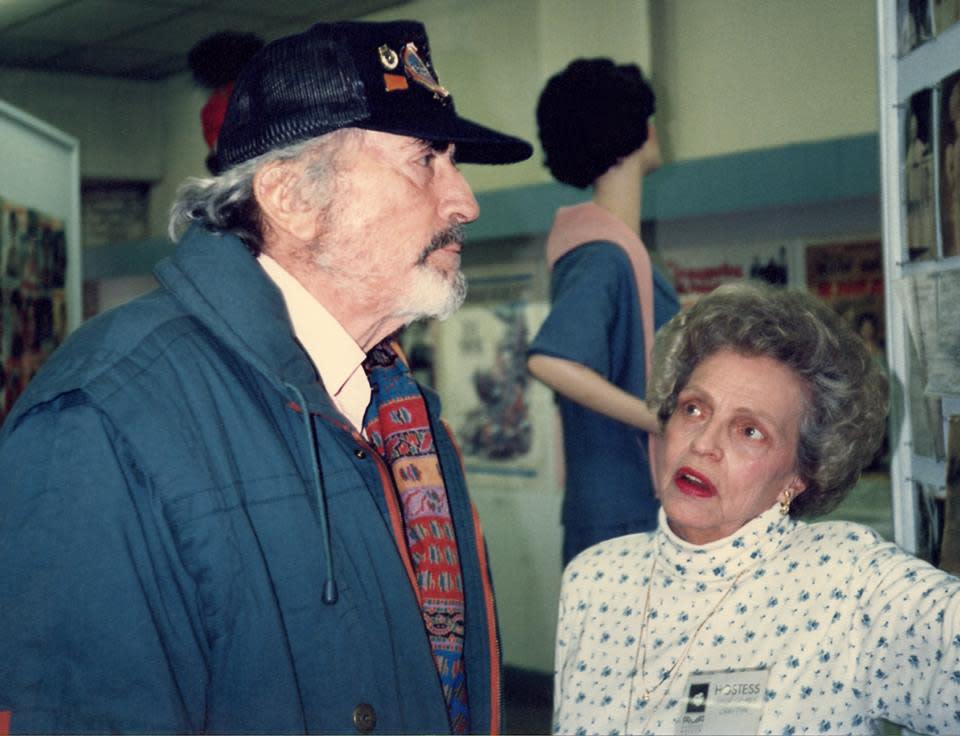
[674,467,717,497]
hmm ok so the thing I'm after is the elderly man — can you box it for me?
[0,20,531,735]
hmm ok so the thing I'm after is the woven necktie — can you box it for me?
[363,342,469,733]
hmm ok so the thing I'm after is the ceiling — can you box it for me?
[0,0,408,81]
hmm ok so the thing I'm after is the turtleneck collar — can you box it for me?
[653,503,795,581]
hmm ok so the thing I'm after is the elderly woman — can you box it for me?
[554,282,960,735]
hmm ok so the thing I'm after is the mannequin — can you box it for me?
[528,126,662,430]
[527,58,680,565]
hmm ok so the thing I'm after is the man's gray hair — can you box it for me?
[168,129,358,255]
[647,281,889,518]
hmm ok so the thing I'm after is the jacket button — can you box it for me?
[352,703,376,733]
[354,448,366,459]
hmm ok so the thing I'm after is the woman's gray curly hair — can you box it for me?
[167,129,357,255]
[647,281,889,518]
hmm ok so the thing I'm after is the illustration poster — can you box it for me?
[435,272,556,491]
[905,88,937,261]
[1,198,69,423]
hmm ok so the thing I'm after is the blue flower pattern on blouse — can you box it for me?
[553,504,960,735]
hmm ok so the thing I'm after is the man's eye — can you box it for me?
[681,402,701,417]
[416,152,436,166]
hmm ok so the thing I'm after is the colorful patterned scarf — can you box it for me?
[363,342,469,733]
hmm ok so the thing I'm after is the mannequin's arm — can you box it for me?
[527,353,660,434]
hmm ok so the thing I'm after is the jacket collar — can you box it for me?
[154,225,337,415]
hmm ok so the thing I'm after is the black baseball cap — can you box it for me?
[214,20,533,171]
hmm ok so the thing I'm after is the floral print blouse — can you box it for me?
[554,503,960,735]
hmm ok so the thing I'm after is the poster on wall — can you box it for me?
[434,271,556,492]
[805,240,885,357]
[1,197,69,423]
[904,88,937,261]
[662,244,789,308]
[940,70,960,258]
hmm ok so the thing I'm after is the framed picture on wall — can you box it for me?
[433,268,557,493]
[805,239,885,358]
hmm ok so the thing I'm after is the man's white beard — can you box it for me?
[393,265,467,323]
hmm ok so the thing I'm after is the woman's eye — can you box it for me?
[743,425,765,440]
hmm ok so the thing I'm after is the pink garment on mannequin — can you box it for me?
[545,201,660,475]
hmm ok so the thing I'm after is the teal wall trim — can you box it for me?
[83,135,879,279]
[467,133,880,241]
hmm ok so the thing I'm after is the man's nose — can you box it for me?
[438,161,480,225]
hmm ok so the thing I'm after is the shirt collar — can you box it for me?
[655,502,795,581]
[258,253,366,397]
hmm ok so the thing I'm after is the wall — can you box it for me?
[146,74,215,237]
[370,0,878,190]
[0,68,164,181]
[367,0,654,192]
[650,0,879,162]
[0,1,881,229]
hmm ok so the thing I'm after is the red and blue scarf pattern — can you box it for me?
[363,342,469,733]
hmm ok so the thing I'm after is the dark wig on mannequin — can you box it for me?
[536,58,656,189]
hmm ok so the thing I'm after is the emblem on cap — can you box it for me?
[402,43,449,98]
[383,73,408,92]
[377,44,399,70]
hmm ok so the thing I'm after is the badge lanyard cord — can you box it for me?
[624,542,748,735]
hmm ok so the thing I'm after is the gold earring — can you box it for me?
[779,490,792,516]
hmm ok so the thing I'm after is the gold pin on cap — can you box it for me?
[378,44,399,70]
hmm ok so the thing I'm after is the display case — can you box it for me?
[0,100,81,424]
[877,0,960,558]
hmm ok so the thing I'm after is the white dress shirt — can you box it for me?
[259,254,370,432]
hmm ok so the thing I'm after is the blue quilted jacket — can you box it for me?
[0,226,501,734]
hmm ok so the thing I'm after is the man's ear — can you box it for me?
[253,160,319,242]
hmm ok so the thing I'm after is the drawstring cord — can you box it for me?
[285,383,338,605]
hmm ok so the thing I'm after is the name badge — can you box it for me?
[678,667,769,735]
